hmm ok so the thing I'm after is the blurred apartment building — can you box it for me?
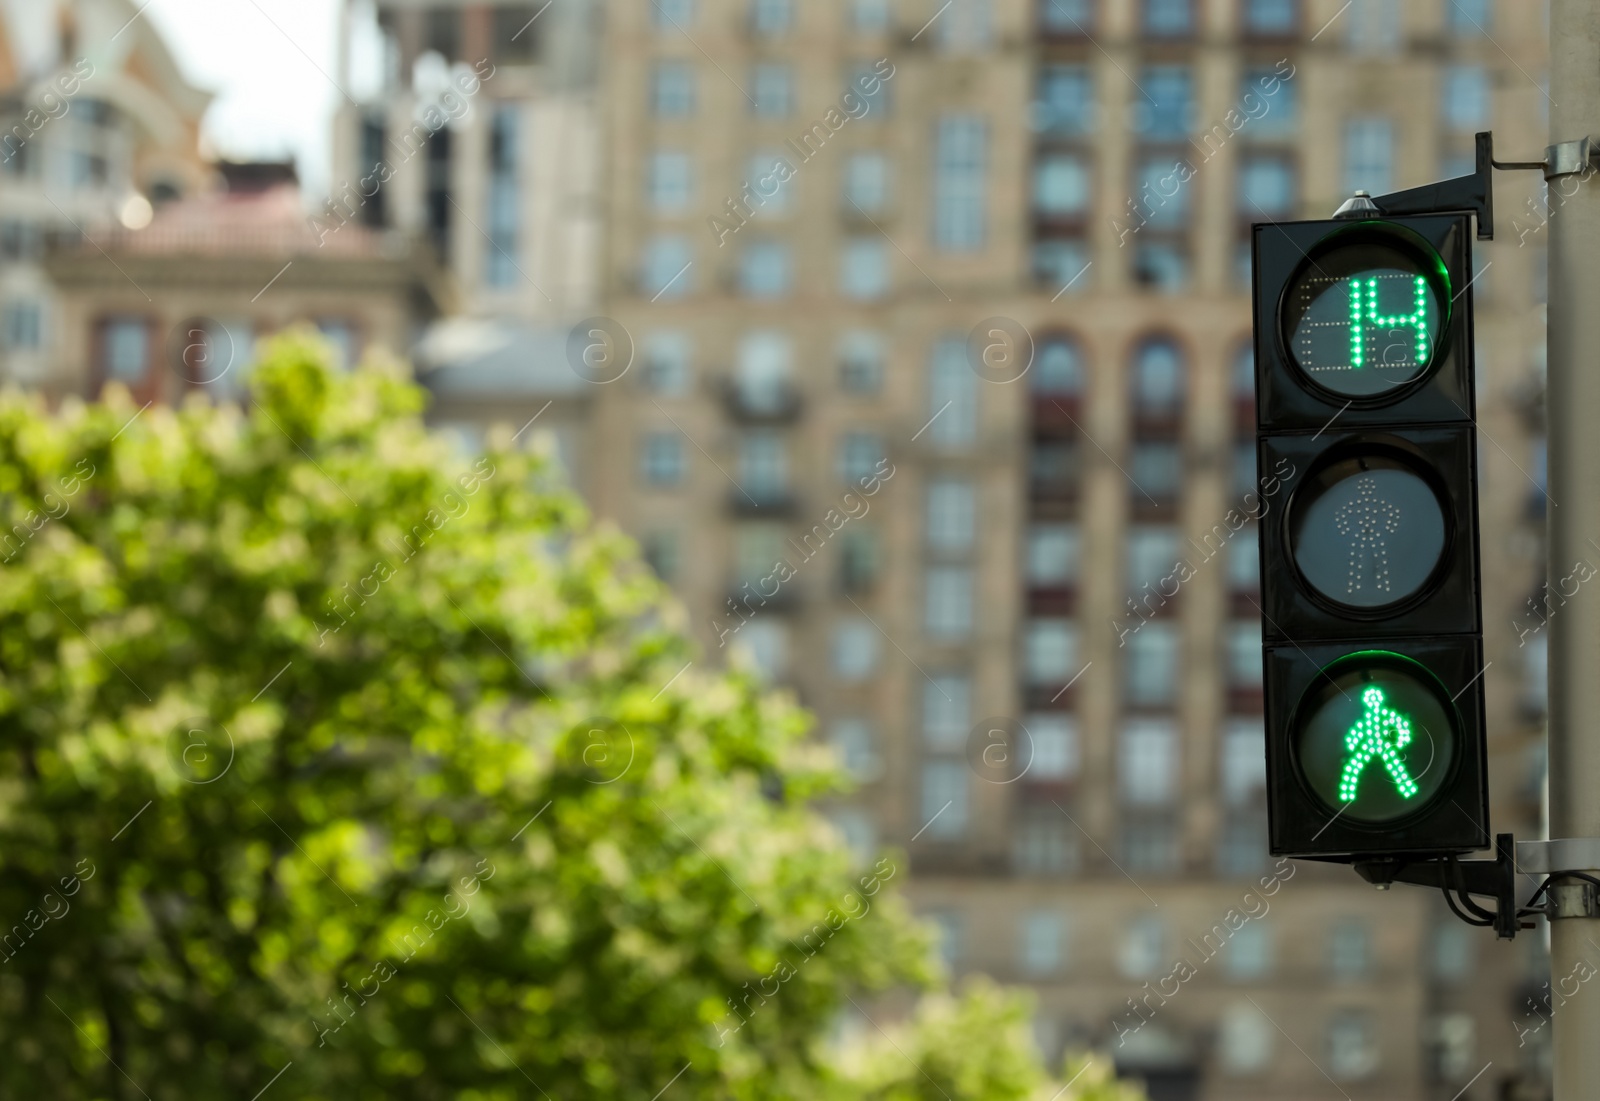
[578,1,1549,1098]
[0,0,443,405]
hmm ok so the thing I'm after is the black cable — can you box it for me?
[1442,883,1494,927]
[1446,856,1499,922]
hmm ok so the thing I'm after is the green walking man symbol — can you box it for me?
[1338,686,1420,804]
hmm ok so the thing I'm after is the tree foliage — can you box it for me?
[0,333,1137,1101]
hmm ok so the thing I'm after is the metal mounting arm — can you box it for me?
[1364,131,1497,240]
[1353,833,1525,939]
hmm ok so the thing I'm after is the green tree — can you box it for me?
[0,334,1131,1100]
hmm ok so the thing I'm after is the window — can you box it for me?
[1447,0,1490,34]
[928,909,964,966]
[1328,919,1372,980]
[933,115,987,252]
[654,0,693,27]
[1033,240,1090,291]
[1138,66,1193,138]
[1014,807,1078,873]
[1036,65,1093,135]
[928,337,977,446]
[738,432,788,498]
[1227,622,1263,687]
[1030,440,1081,496]
[1135,156,1190,229]
[927,480,976,552]
[1126,625,1179,707]
[848,62,892,116]
[740,240,792,298]
[1233,341,1256,402]
[1243,0,1294,33]
[746,152,794,216]
[1126,526,1181,596]
[1232,441,1259,499]
[1119,914,1165,978]
[1134,242,1188,293]
[1218,1003,1273,1075]
[1242,66,1297,136]
[1143,0,1192,35]
[1040,0,1092,31]
[752,63,793,117]
[641,432,684,486]
[1130,443,1182,499]
[641,530,680,581]
[736,330,791,411]
[1026,524,1080,586]
[841,238,890,299]
[1019,911,1063,975]
[925,567,974,637]
[838,527,880,592]
[1217,810,1268,876]
[833,618,879,679]
[485,105,520,286]
[1221,719,1266,804]
[104,319,149,381]
[316,320,358,371]
[1120,720,1177,803]
[640,235,693,298]
[921,761,969,838]
[1347,0,1399,54]
[2,299,41,350]
[1025,619,1077,685]
[1225,922,1272,980]
[1443,65,1490,131]
[1431,922,1474,983]
[648,151,692,213]
[1131,339,1185,417]
[838,432,885,485]
[1229,525,1260,590]
[643,331,691,395]
[844,152,890,213]
[923,674,971,749]
[1343,117,1393,194]
[1238,155,1295,218]
[851,0,891,32]
[735,523,786,585]
[934,0,991,52]
[1033,338,1084,396]
[734,620,788,681]
[1327,1010,1379,1079]
[0,220,41,261]
[1033,153,1090,218]
[1027,714,1079,780]
[832,718,880,779]
[1124,813,1178,872]
[489,5,540,61]
[840,331,884,394]
[749,0,792,34]
[651,62,696,116]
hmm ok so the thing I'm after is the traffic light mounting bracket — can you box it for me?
[1354,833,1528,939]
[1342,130,1558,243]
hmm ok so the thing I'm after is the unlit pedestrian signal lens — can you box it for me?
[1291,651,1458,825]
[1289,454,1448,610]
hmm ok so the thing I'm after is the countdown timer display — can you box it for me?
[1280,231,1450,400]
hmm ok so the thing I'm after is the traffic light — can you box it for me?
[1252,207,1489,862]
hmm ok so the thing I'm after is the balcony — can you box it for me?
[719,377,803,424]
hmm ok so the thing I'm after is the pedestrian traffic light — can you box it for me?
[1252,192,1490,861]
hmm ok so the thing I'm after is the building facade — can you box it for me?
[337,1,1553,1098]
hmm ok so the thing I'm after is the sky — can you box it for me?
[142,0,347,196]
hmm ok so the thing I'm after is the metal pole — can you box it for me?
[1546,1,1600,1098]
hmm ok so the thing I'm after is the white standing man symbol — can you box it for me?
[1333,473,1401,597]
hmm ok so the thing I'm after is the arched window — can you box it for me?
[1032,335,1085,396]
[1130,337,1185,418]
[1232,340,1256,402]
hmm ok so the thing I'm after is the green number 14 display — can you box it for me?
[1346,275,1430,371]
[1287,265,1444,398]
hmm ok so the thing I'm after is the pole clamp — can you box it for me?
[1517,838,1600,919]
[1543,138,1595,180]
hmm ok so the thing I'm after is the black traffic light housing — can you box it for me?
[1252,194,1489,862]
